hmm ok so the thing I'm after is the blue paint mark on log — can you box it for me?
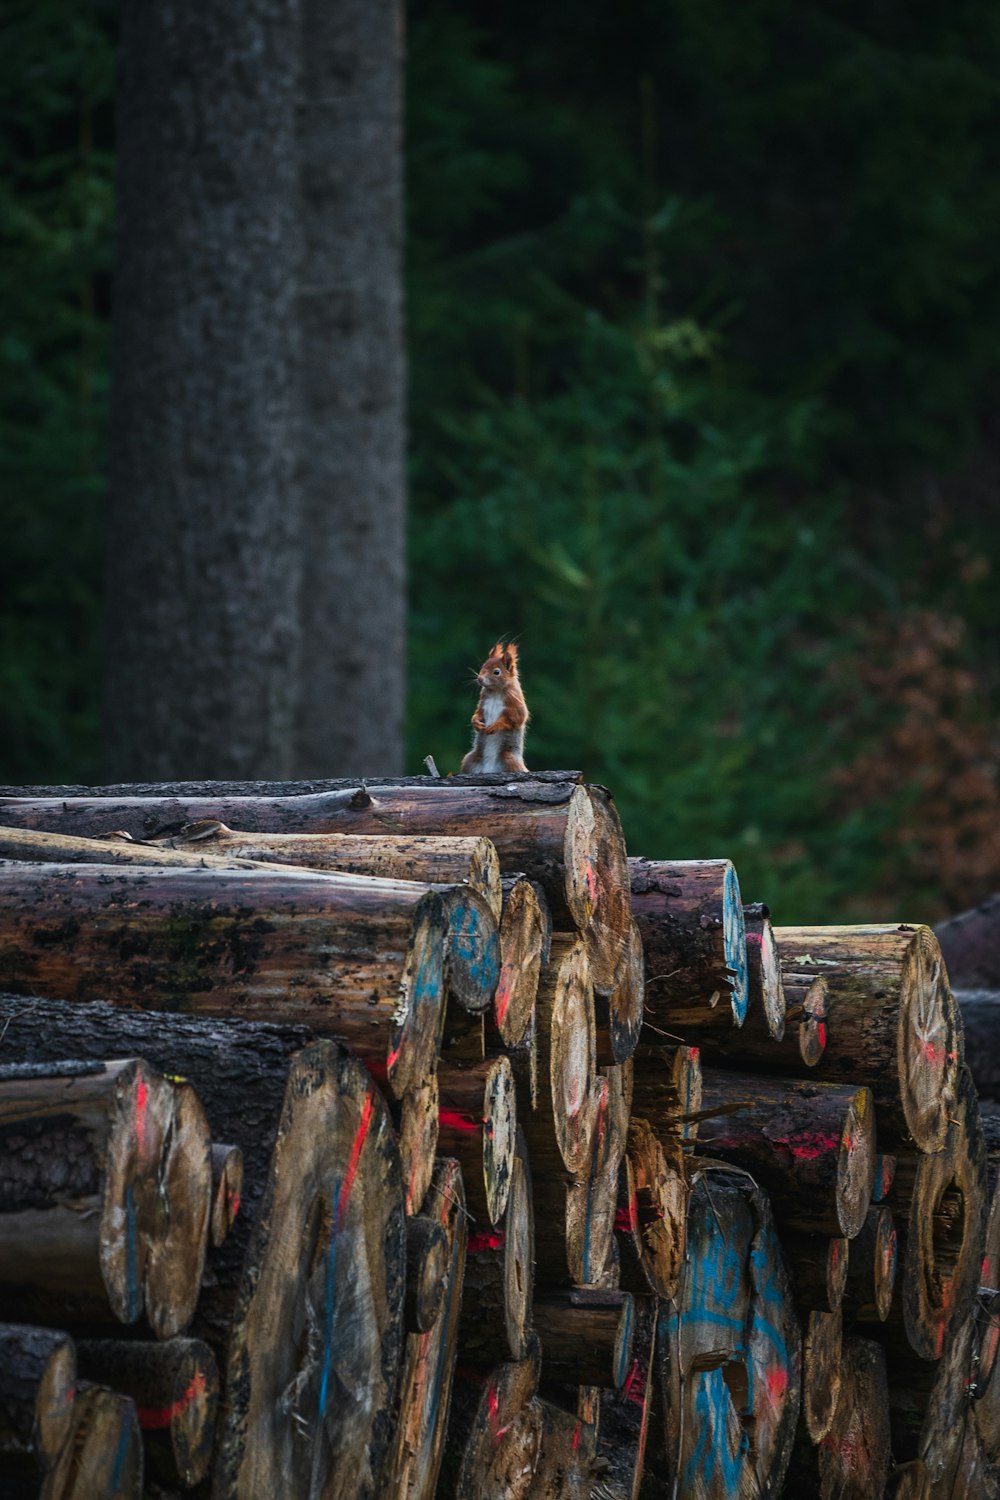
[723,862,748,1024]
[448,901,500,991]
[110,1411,132,1489]
[682,1369,750,1493]
[317,1181,342,1420]
[125,1183,140,1322]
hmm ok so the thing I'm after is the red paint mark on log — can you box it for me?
[615,1207,634,1233]
[817,1022,827,1048]
[746,932,763,948]
[135,1075,148,1149]
[622,1360,646,1407]
[467,1230,505,1254]
[439,1108,480,1135]
[138,1371,206,1431]
[495,980,510,1028]
[338,1092,375,1229]
[783,1132,840,1161]
[228,1191,241,1219]
[585,861,596,905]
[765,1367,788,1401]
[572,1421,582,1451]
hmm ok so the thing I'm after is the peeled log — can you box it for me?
[658,1164,801,1499]
[0,778,631,995]
[630,857,748,1030]
[772,924,962,1150]
[75,1336,218,1490]
[843,1205,897,1323]
[696,1067,876,1239]
[892,1068,988,1361]
[743,902,785,1041]
[385,1158,467,1500]
[437,1055,516,1229]
[0,1059,211,1340]
[0,861,449,1100]
[0,1323,76,1474]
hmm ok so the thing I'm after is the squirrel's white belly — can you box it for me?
[482,696,503,726]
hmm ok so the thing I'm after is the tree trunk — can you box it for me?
[801,1308,842,1442]
[772,924,962,1150]
[0,862,449,1100]
[107,0,302,783]
[935,895,1000,990]
[492,877,550,1054]
[842,1205,897,1323]
[0,1060,211,1340]
[445,1337,543,1500]
[594,1297,657,1500]
[437,1055,516,1230]
[75,1337,218,1490]
[696,1067,876,1238]
[616,1118,688,1301]
[0,779,631,994]
[630,1043,702,1148]
[0,1324,77,1474]
[629,857,748,1029]
[533,1289,635,1391]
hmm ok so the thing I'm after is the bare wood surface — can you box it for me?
[493,876,550,1052]
[208,1145,243,1250]
[459,1126,534,1370]
[743,902,785,1040]
[802,1308,842,1441]
[594,917,644,1066]
[594,1297,657,1500]
[789,1336,891,1500]
[447,1336,543,1500]
[616,1118,687,1301]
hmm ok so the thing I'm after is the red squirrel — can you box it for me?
[460,641,530,774]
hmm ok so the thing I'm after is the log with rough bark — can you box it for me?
[444,1335,543,1500]
[594,917,644,1066]
[531,1070,621,1288]
[630,857,749,1030]
[0,999,409,1500]
[843,1205,897,1323]
[782,1233,850,1313]
[75,1336,218,1490]
[153,820,504,918]
[384,1158,467,1500]
[802,1308,843,1441]
[43,1381,143,1500]
[0,1059,211,1340]
[887,1460,931,1499]
[782,969,829,1068]
[594,1297,657,1500]
[953,990,1000,1104]
[772,923,962,1150]
[886,1312,977,1489]
[0,776,632,994]
[0,862,454,1099]
[695,1067,876,1239]
[873,1151,897,1203]
[657,1163,801,1499]
[0,1323,77,1476]
[935,895,1000,991]
[788,1336,891,1500]
[458,1127,535,1369]
[891,1068,988,1361]
[533,1288,635,1391]
[743,902,785,1040]
[437,1055,516,1230]
[616,1118,687,1301]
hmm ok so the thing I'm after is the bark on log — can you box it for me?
[629,857,749,1029]
[0,1060,211,1340]
[0,777,631,994]
[630,1043,702,1151]
[886,1313,977,1487]
[743,902,785,1041]
[892,1068,988,1361]
[458,1128,535,1369]
[657,1163,801,1499]
[533,1289,634,1391]
[153,822,503,920]
[772,924,962,1150]
[935,896,1000,990]
[788,1336,891,1500]
[843,1205,897,1323]
[0,825,265,872]
[75,1336,217,1490]
[954,990,1000,1105]
[594,918,643,1067]
[0,771,584,800]
[0,862,449,1100]
[616,1119,687,1301]
[594,1297,657,1500]
[0,1324,76,1474]
[42,1381,143,1500]
[696,1067,876,1238]
[493,877,550,1054]
[385,1158,467,1500]
[782,1233,849,1313]
[437,1055,516,1230]
[802,1308,843,1441]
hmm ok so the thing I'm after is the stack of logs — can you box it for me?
[0,770,996,1500]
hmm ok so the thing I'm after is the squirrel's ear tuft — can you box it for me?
[489,640,505,660]
[504,642,518,671]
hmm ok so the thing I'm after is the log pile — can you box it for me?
[0,771,996,1497]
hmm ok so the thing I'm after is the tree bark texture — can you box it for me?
[954,990,1000,1105]
[935,895,1000,990]
[107,0,303,783]
[772,924,962,1150]
[782,1233,849,1313]
[629,857,748,1030]
[532,1288,634,1392]
[0,1060,211,1341]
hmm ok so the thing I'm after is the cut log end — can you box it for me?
[495,877,550,1050]
[744,904,785,1041]
[595,917,644,1066]
[835,1084,878,1241]
[898,926,963,1152]
[563,787,631,996]
[209,1143,243,1249]
[0,1323,77,1472]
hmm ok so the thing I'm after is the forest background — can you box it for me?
[3,0,1000,924]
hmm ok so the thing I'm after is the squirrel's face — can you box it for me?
[477,641,518,691]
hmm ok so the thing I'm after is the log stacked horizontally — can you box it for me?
[0,772,998,1498]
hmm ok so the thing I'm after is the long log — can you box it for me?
[630,1043,702,1151]
[75,1336,217,1490]
[0,1323,77,1475]
[0,776,632,995]
[891,1067,988,1361]
[696,1067,876,1238]
[437,1055,516,1230]
[657,1163,801,1498]
[384,1158,467,1500]
[629,857,749,1029]
[0,1060,211,1340]
[0,862,450,1099]
[782,1233,849,1313]
[772,923,962,1150]
[533,1289,635,1391]
[842,1205,897,1323]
